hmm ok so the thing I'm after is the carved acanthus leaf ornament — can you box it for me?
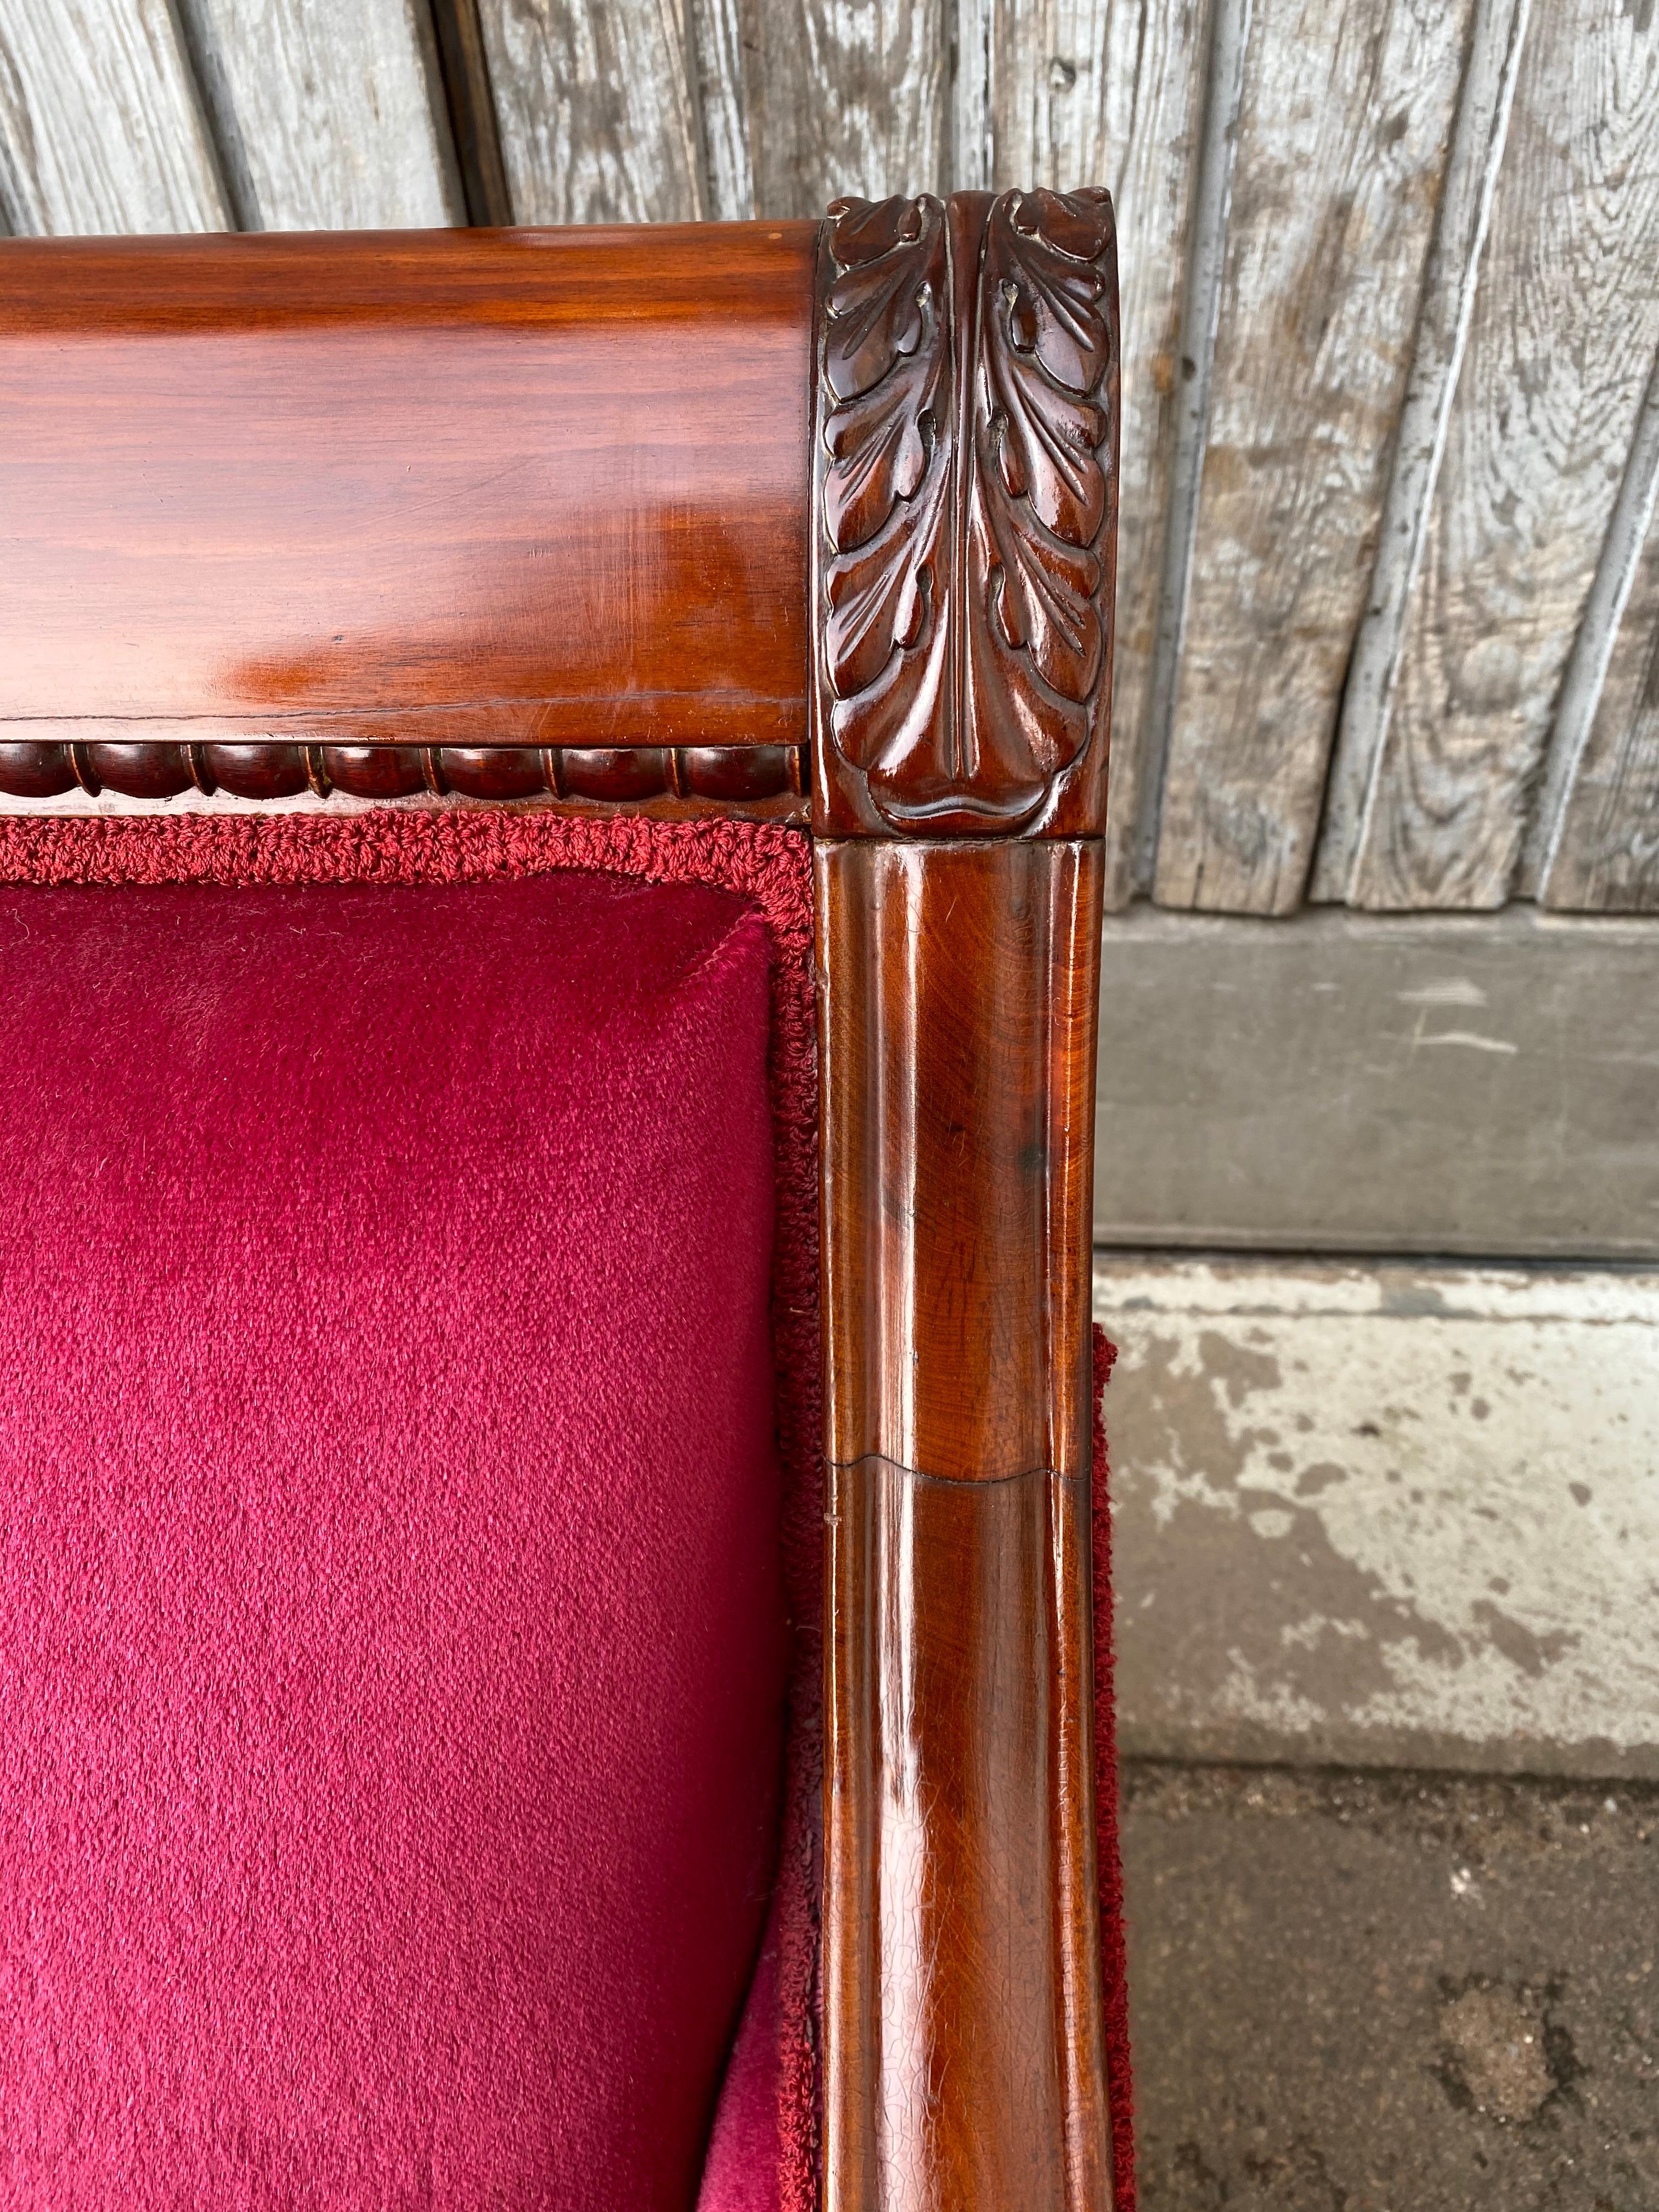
[816,187,1118,833]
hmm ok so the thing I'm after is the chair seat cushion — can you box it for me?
[0,867,792,2209]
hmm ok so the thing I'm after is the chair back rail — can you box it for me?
[0,194,1122,2212]
[0,225,814,761]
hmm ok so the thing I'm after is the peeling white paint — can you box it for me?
[1395,978,1489,1006]
[1094,1255,1659,1779]
[1411,1029,1519,1054]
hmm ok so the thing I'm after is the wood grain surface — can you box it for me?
[1313,0,1533,903]
[823,1458,1110,2212]
[0,0,228,234]
[430,0,516,223]
[175,0,461,229]
[819,839,1102,1485]
[689,0,754,216]
[16,0,1659,923]
[1132,0,1246,892]
[811,190,1119,840]
[1150,0,1474,914]
[0,737,808,816]
[1346,0,1659,909]
[818,835,1111,2210]
[960,0,1214,903]
[736,0,947,216]
[1536,403,1659,913]
[477,0,708,222]
[0,225,815,746]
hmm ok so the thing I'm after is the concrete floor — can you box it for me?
[1097,1259,1659,1782]
[1121,1763,1659,2210]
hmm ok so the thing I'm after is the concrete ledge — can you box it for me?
[1095,1255,1659,1780]
[1094,907,1659,1260]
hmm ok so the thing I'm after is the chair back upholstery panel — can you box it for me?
[0,867,791,2207]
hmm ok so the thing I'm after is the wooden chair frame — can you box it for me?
[0,191,1120,2210]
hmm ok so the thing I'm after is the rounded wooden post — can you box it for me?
[813,188,1121,2209]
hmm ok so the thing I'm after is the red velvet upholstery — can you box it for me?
[0,844,808,2209]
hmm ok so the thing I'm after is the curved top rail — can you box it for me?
[0,224,816,748]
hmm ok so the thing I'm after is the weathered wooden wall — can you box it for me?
[3,0,1657,914]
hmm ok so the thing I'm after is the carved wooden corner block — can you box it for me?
[812,188,1120,2212]
[812,186,1118,840]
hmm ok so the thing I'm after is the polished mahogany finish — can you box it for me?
[0,739,808,819]
[435,747,551,799]
[205,743,313,799]
[818,838,1101,1486]
[0,746,76,800]
[817,840,1110,2212]
[83,743,197,800]
[826,1460,1109,2211]
[816,189,1120,2212]
[812,191,1118,839]
[0,225,815,750]
[321,747,431,800]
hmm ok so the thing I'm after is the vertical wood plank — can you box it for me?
[1534,365,1659,912]
[688,0,754,217]
[955,0,995,192]
[1149,0,1475,915]
[0,0,228,234]
[1346,0,1659,910]
[964,0,1215,907]
[1312,0,1531,902]
[1132,0,1248,895]
[736,0,947,217]
[476,0,706,223]
[176,0,461,229]
[430,0,516,224]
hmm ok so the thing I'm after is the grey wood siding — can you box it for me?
[962,0,1216,907]
[175,0,462,229]
[1148,0,1475,916]
[0,0,229,233]
[1528,359,1659,909]
[477,0,709,223]
[4,0,1659,915]
[1338,0,1659,912]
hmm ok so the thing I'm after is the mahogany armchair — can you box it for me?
[0,193,1126,2210]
